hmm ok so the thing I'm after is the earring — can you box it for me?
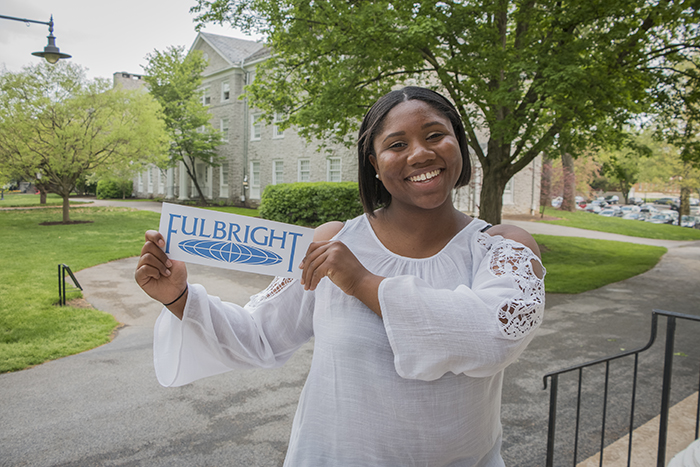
[375,174,380,179]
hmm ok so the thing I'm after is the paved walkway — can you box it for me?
[1,200,699,466]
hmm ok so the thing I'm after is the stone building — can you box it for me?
[131,32,541,217]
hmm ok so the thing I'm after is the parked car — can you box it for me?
[619,205,640,214]
[585,200,607,213]
[621,212,641,220]
[681,215,698,228]
[646,213,674,224]
[551,196,562,208]
[605,195,620,204]
[628,197,644,205]
[639,204,658,214]
[599,208,617,217]
[655,197,678,206]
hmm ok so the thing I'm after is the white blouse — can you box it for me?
[153,214,545,466]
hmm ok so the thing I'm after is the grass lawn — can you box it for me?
[0,193,93,208]
[541,206,700,241]
[535,234,667,294]
[0,205,669,373]
[0,206,160,373]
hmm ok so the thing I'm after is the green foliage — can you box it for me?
[542,207,700,241]
[260,182,364,226]
[535,234,667,294]
[192,0,700,224]
[143,46,224,205]
[96,179,134,199]
[0,61,169,222]
[594,132,653,203]
[0,207,160,372]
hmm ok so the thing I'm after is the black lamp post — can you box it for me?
[0,14,71,64]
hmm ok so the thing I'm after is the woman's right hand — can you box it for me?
[134,230,188,318]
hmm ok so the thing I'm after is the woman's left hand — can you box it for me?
[299,240,384,316]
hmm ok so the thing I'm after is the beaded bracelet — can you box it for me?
[163,285,188,307]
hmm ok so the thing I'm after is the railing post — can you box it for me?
[546,374,558,467]
[657,315,676,467]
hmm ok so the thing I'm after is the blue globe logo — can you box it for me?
[178,239,283,266]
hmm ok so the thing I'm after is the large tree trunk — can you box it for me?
[561,152,576,211]
[479,160,512,225]
[62,195,71,223]
[540,157,553,211]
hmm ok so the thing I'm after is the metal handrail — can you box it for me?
[58,263,82,306]
[543,309,700,467]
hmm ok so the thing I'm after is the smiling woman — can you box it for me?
[135,87,546,466]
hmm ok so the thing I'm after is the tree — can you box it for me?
[191,0,700,224]
[142,46,223,206]
[0,62,168,222]
[595,133,652,204]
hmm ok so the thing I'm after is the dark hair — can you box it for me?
[357,86,471,214]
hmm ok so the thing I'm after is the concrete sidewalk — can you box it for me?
[1,202,699,466]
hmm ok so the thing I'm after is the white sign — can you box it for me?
[158,203,314,279]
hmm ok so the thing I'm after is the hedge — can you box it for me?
[96,179,133,199]
[259,182,364,227]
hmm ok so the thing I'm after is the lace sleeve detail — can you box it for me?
[247,276,296,309]
[481,235,545,340]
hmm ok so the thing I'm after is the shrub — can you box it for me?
[260,182,364,227]
[96,179,133,199]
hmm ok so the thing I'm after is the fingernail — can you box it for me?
[159,239,165,247]
[165,269,171,276]
[166,260,172,268]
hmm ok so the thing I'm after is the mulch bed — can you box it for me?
[39,220,94,226]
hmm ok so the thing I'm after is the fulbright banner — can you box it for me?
[158,203,314,279]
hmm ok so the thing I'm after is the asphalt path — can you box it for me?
[1,200,699,466]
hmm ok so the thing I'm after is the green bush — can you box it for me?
[260,182,364,227]
[96,179,133,199]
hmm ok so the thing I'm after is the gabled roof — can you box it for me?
[195,32,267,66]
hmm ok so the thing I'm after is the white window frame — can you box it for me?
[298,159,311,182]
[200,86,211,106]
[250,161,261,199]
[147,167,153,193]
[220,118,229,142]
[327,157,342,182]
[272,112,285,139]
[251,113,262,141]
[221,80,230,101]
[272,160,284,185]
[220,162,229,198]
[503,178,514,205]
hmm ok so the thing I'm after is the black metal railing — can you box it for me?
[543,309,700,467]
[58,263,82,306]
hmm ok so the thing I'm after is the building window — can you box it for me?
[220,162,229,198]
[251,113,262,141]
[327,157,341,182]
[503,178,514,205]
[147,167,153,193]
[200,86,211,106]
[298,159,310,182]
[250,161,261,199]
[221,81,230,101]
[273,112,285,139]
[220,118,229,142]
[273,160,284,185]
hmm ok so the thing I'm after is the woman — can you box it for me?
[135,86,545,466]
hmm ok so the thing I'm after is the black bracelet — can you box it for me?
[163,285,188,307]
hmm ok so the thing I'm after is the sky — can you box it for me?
[0,0,262,81]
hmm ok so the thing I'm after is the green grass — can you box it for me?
[0,193,93,208]
[535,234,667,294]
[0,204,671,373]
[0,206,160,373]
[541,206,700,241]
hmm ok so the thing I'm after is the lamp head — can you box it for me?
[31,15,71,64]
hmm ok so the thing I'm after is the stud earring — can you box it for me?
[375,174,380,179]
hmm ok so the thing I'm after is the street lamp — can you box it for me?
[0,14,71,64]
